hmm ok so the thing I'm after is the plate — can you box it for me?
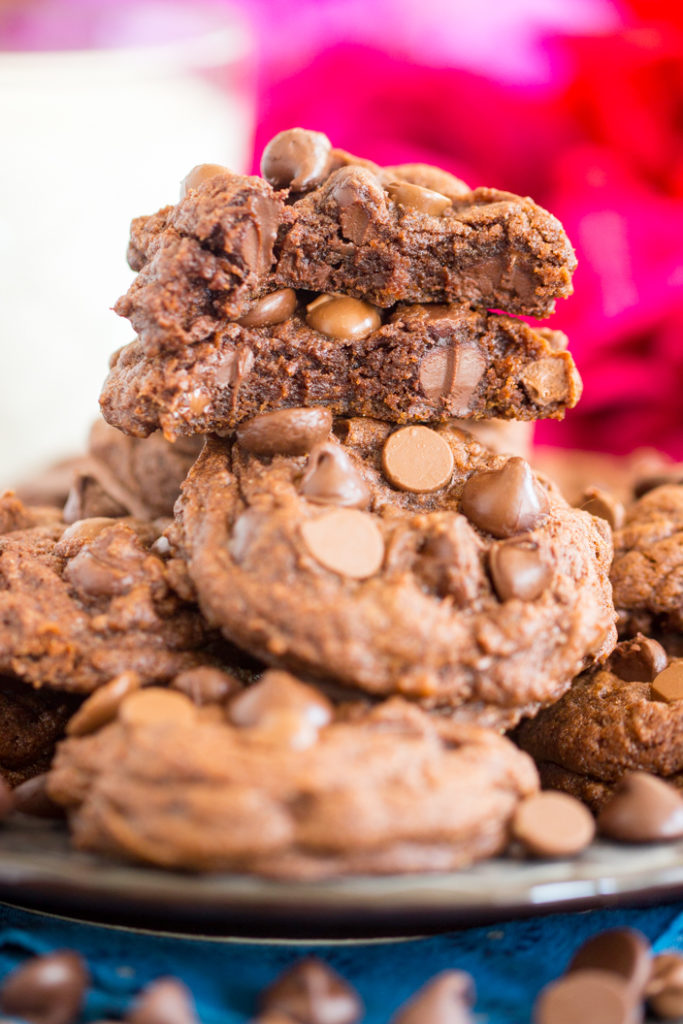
[2,817,683,939]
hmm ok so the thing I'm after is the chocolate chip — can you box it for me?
[568,929,651,1001]
[67,671,141,736]
[306,295,381,341]
[261,957,363,1024]
[301,509,385,579]
[229,671,332,731]
[382,426,454,493]
[119,688,196,728]
[13,774,63,818]
[489,538,552,602]
[385,180,451,216]
[534,969,638,1024]
[391,971,475,1024]
[0,951,89,1024]
[382,163,470,199]
[512,792,595,858]
[127,978,199,1024]
[646,953,683,1018]
[328,166,388,245]
[59,516,118,550]
[608,635,668,683]
[300,443,371,509]
[597,772,683,842]
[0,776,13,820]
[520,358,573,407]
[579,487,626,530]
[651,661,683,702]
[461,458,550,539]
[418,343,486,414]
[172,667,242,705]
[237,288,298,328]
[261,128,332,191]
[237,408,333,458]
[180,163,230,198]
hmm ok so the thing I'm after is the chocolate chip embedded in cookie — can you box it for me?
[611,484,683,635]
[514,638,683,811]
[0,495,212,693]
[0,678,80,787]
[173,420,615,727]
[48,674,539,877]
[100,304,580,440]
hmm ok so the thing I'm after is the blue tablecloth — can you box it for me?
[3,901,683,1022]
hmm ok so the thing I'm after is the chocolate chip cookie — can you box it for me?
[48,672,539,877]
[514,637,683,811]
[101,303,580,439]
[114,130,576,356]
[172,414,616,728]
[0,495,211,692]
[0,678,80,787]
[611,484,683,635]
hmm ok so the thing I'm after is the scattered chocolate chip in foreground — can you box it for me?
[568,929,651,1000]
[0,951,89,1024]
[534,969,639,1024]
[646,953,683,1019]
[461,457,550,538]
[237,407,333,458]
[261,957,363,1024]
[512,791,595,858]
[382,426,454,493]
[128,977,199,1024]
[608,635,668,683]
[390,970,475,1024]
[597,772,683,842]
[301,508,385,579]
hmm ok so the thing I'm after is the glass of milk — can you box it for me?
[0,0,254,485]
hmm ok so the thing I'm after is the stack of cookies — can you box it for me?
[10,127,683,880]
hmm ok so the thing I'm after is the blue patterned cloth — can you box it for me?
[3,901,683,1022]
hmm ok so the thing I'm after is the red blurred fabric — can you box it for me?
[249,0,683,455]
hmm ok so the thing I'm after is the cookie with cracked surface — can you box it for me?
[101,303,580,440]
[114,130,576,355]
[611,484,683,635]
[514,637,683,812]
[0,495,211,693]
[172,417,616,728]
[48,673,539,877]
[0,678,80,787]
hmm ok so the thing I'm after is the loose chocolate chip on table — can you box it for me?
[67,671,141,736]
[597,772,683,842]
[534,969,640,1024]
[180,163,230,198]
[237,288,298,328]
[568,929,652,1000]
[385,181,451,216]
[261,957,363,1024]
[305,295,381,341]
[646,953,683,1019]
[418,343,486,413]
[512,792,595,858]
[128,978,199,1024]
[578,486,626,530]
[13,774,64,818]
[261,128,332,191]
[382,426,454,493]
[237,408,333,458]
[172,667,242,705]
[0,776,13,820]
[461,458,550,539]
[301,509,385,580]
[0,951,89,1024]
[119,688,196,728]
[391,971,475,1024]
[489,538,552,602]
[300,443,371,508]
[651,661,683,703]
[608,636,668,683]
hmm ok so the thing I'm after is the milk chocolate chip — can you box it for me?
[382,426,454,493]
[67,671,141,736]
[651,661,683,703]
[534,970,638,1024]
[512,792,595,858]
[301,509,384,579]
[646,953,683,1019]
[261,957,362,1024]
[180,163,230,197]
[300,443,371,508]
[418,343,486,414]
[229,671,332,730]
[13,774,63,818]
[0,952,89,1024]
[238,288,297,328]
[461,458,550,538]
[579,487,625,531]
[521,357,573,407]
[128,978,199,1024]
[391,971,475,1024]
[597,772,683,842]
[261,128,332,191]
[489,538,552,602]
[306,295,381,340]
[385,180,451,216]
[608,636,668,683]
[568,929,651,1000]
[119,688,196,728]
[329,166,387,245]
[172,667,242,705]
[237,407,333,458]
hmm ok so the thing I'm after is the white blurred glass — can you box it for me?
[0,0,254,485]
